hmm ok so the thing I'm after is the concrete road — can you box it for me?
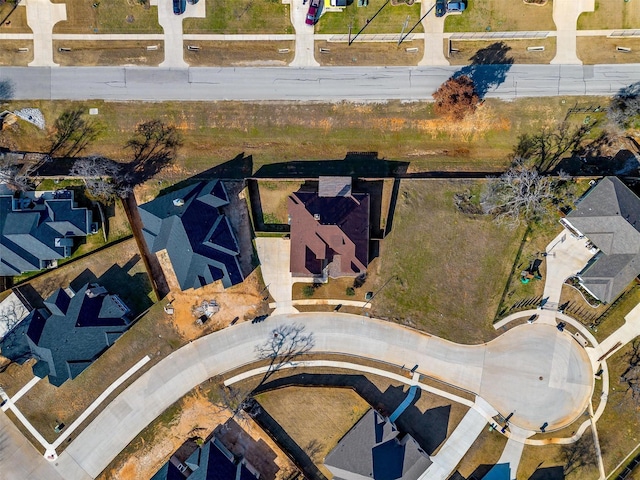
[52,312,592,479]
[2,64,640,102]
[0,413,65,480]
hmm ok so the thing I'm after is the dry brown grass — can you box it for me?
[256,386,370,476]
[453,427,507,478]
[447,38,556,65]
[52,0,161,34]
[315,40,423,66]
[370,179,524,344]
[0,4,31,33]
[0,40,33,66]
[577,37,640,65]
[184,41,295,66]
[52,40,164,66]
[257,180,304,224]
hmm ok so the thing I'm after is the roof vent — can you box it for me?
[314,213,321,221]
[172,198,185,207]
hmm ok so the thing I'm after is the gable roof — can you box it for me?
[325,409,431,480]
[289,177,370,278]
[138,181,244,291]
[151,437,259,480]
[0,191,92,276]
[25,283,131,386]
[566,176,640,303]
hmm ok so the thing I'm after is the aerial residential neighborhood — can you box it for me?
[1,0,640,480]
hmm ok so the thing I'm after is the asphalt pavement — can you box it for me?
[2,64,640,102]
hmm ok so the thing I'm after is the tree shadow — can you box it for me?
[254,372,450,456]
[453,42,514,99]
[0,79,15,102]
[253,152,409,178]
[528,466,564,480]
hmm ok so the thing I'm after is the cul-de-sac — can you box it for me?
[0,0,640,479]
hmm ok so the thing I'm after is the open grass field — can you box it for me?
[578,0,640,30]
[444,0,554,33]
[255,386,370,476]
[0,97,598,177]
[316,39,423,66]
[369,179,524,344]
[52,0,161,34]
[447,37,556,65]
[577,37,640,65]
[0,40,33,66]
[316,0,423,34]
[184,40,294,66]
[0,3,31,33]
[52,40,164,66]
[183,0,292,34]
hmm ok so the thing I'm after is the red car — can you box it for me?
[306,0,320,25]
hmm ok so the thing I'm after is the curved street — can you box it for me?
[50,311,593,480]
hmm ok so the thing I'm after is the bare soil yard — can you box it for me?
[184,41,295,66]
[316,40,423,66]
[577,37,640,65]
[447,38,556,65]
[52,40,164,66]
[0,40,33,66]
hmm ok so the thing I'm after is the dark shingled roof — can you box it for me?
[138,181,243,291]
[289,177,369,278]
[565,176,640,303]
[151,438,259,480]
[0,190,92,276]
[24,283,131,386]
[324,409,432,480]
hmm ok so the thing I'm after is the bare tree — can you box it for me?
[481,163,559,227]
[515,120,599,173]
[620,339,640,402]
[70,156,132,203]
[0,163,31,191]
[216,324,315,422]
[48,107,103,158]
[432,75,479,121]
[608,81,640,130]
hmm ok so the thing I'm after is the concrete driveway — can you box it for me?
[51,312,592,479]
[289,0,319,66]
[255,237,298,315]
[153,0,205,67]
[418,1,449,66]
[551,0,594,64]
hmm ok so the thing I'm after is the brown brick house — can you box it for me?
[288,177,369,280]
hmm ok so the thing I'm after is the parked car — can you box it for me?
[435,0,446,16]
[173,0,186,15]
[446,1,465,12]
[306,0,321,25]
[187,0,198,4]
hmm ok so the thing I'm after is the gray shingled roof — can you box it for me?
[0,191,92,276]
[138,181,244,291]
[565,176,640,303]
[24,283,131,386]
[324,409,432,480]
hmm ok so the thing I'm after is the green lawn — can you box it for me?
[578,0,640,30]
[445,0,555,33]
[184,0,292,34]
[52,0,162,34]
[369,179,524,344]
[316,0,423,35]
